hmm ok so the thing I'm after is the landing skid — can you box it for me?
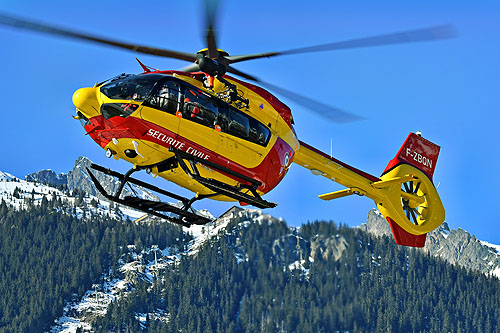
[87,164,214,227]
[86,149,276,226]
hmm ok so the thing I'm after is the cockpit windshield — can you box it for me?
[100,74,166,101]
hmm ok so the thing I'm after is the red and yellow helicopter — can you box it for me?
[0,3,454,247]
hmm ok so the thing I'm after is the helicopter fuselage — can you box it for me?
[73,71,299,202]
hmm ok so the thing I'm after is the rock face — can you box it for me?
[66,156,128,199]
[66,157,102,196]
[26,156,158,201]
[360,209,392,238]
[272,234,309,264]
[424,226,500,276]
[25,169,67,187]
[310,234,348,261]
[362,208,500,278]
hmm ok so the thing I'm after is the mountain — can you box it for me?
[25,169,67,187]
[49,207,500,332]
[25,156,158,202]
[1,160,499,331]
[1,158,154,222]
[362,208,500,279]
[0,171,15,181]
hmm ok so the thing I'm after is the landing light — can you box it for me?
[311,169,323,176]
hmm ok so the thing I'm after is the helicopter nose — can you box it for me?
[73,87,100,118]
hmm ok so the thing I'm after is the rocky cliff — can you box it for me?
[362,208,500,278]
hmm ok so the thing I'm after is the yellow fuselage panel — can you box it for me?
[104,137,244,201]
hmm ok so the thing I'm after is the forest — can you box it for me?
[0,198,185,332]
[0,198,499,332]
[94,217,500,332]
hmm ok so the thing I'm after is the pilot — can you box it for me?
[159,85,177,112]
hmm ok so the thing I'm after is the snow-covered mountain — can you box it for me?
[25,156,158,202]
[48,205,500,332]
[2,158,500,331]
[0,170,16,181]
[0,157,156,221]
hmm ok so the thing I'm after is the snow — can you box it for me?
[0,169,192,332]
[183,210,233,256]
[0,171,15,181]
[440,228,450,239]
[492,266,500,280]
[0,171,146,222]
[477,241,500,279]
[480,240,500,254]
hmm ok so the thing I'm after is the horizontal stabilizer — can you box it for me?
[319,188,358,201]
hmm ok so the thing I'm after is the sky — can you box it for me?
[0,0,499,244]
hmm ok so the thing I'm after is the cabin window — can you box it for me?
[217,104,271,146]
[170,80,271,147]
[182,88,218,127]
[249,118,270,146]
[100,74,164,101]
[224,109,250,139]
[146,81,181,114]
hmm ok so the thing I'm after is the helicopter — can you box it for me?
[0,2,453,247]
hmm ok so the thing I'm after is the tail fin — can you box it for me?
[383,132,440,180]
[377,133,444,247]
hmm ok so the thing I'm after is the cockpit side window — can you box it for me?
[100,74,164,101]
[249,118,271,146]
[146,81,181,114]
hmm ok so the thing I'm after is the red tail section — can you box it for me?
[382,133,441,247]
[386,217,427,247]
[383,132,441,181]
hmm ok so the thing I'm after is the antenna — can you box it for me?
[330,137,333,159]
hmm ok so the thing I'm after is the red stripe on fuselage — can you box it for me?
[85,115,293,194]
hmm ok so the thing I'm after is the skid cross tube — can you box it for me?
[170,147,261,188]
[170,147,276,209]
[90,163,189,205]
[87,164,213,226]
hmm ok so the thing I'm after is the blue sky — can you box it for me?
[1,0,499,244]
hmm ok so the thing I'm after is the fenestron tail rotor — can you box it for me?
[402,180,424,226]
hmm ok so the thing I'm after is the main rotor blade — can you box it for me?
[227,66,362,124]
[204,0,220,58]
[0,13,197,62]
[180,63,202,73]
[227,25,457,64]
[226,66,259,81]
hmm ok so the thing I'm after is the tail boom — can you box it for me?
[293,133,445,248]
